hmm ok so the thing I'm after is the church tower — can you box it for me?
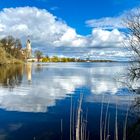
[26,38,32,59]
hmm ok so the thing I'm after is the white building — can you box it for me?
[26,39,32,59]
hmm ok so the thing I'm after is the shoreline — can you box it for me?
[0,60,130,65]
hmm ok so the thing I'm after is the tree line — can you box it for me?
[0,36,24,60]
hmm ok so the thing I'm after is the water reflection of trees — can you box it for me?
[132,97,140,116]
[129,63,140,82]
[128,62,140,93]
[0,64,23,88]
[124,61,140,139]
[127,62,140,112]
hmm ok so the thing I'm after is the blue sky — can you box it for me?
[0,0,140,60]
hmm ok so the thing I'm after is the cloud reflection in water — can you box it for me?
[0,63,133,112]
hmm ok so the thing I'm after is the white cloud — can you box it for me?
[86,16,124,29]
[85,7,140,30]
[53,28,88,47]
[0,7,86,48]
[0,6,132,60]
[89,28,125,47]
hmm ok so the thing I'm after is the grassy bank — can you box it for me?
[0,47,23,65]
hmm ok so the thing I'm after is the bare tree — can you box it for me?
[125,8,140,61]
[124,8,140,93]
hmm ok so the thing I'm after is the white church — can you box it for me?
[21,38,37,62]
[26,39,32,59]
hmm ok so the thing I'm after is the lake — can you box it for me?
[0,62,139,140]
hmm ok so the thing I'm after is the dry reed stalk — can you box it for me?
[61,119,63,140]
[80,112,83,140]
[123,104,129,140]
[115,101,118,140]
[104,100,110,140]
[73,103,75,140]
[100,95,104,140]
[87,131,90,140]
[70,95,73,140]
[84,109,88,140]
[76,94,83,140]
[106,113,110,140]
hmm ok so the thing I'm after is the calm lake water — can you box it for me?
[0,62,139,140]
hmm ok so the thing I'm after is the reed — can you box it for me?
[76,94,83,140]
[70,96,73,140]
[73,102,76,140]
[104,100,110,140]
[69,94,89,140]
[61,119,63,140]
[106,113,110,140]
[114,102,118,140]
[100,95,104,140]
[68,94,129,140]
[123,104,129,140]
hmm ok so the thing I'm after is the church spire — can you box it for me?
[26,37,32,59]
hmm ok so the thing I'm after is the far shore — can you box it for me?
[26,57,117,63]
[1,59,131,66]
[27,59,116,63]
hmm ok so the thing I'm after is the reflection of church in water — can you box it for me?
[25,38,32,82]
[25,63,32,82]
